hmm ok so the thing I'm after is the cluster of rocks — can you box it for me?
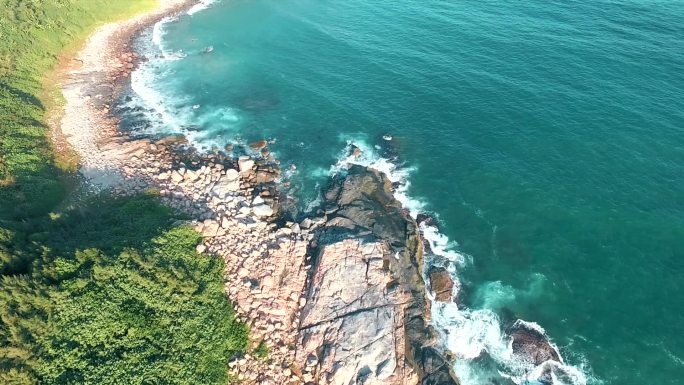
[109,51,139,82]
[104,138,462,384]
[100,135,313,384]
[60,1,356,383]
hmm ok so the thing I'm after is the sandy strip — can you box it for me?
[59,0,195,188]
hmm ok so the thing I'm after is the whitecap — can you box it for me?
[187,0,218,16]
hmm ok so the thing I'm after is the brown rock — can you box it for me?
[295,165,459,385]
[350,144,362,158]
[256,170,278,184]
[508,320,561,366]
[249,140,267,150]
[429,267,454,302]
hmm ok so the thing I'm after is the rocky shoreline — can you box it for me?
[56,1,461,384]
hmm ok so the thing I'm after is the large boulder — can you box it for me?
[252,204,274,218]
[211,169,240,198]
[200,219,220,237]
[297,165,459,385]
[429,267,454,302]
[184,169,199,182]
[238,156,255,173]
[256,170,278,184]
[508,320,561,366]
[170,170,184,183]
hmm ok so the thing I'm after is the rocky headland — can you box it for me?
[102,137,462,384]
[55,1,569,384]
[295,165,458,384]
[55,2,460,384]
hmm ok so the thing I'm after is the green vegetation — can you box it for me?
[0,1,249,384]
[253,341,270,360]
[0,196,248,385]
[0,0,155,219]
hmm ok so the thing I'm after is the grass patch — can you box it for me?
[0,2,250,384]
[253,341,270,360]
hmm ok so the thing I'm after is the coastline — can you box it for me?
[55,1,460,384]
[57,0,197,189]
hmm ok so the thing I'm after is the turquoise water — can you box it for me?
[122,0,684,383]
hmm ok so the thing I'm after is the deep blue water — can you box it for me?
[122,1,684,383]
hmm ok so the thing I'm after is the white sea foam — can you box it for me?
[330,138,426,215]
[126,14,242,149]
[151,17,169,51]
[332,138,591,385]
[187,0,218,15]
[473,274,547,311]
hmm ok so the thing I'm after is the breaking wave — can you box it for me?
[125,4,598,384]
[187,0,219,16]
[331,138,595,385]
[123,11,242,149]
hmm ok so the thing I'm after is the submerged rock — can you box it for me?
[508,320,561,366]
[249,139,267,150]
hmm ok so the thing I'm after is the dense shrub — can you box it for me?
[0,196,247,385]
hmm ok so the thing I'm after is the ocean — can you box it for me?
[118,0,684,384]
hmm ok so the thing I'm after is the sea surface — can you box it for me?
[119,0,684,384]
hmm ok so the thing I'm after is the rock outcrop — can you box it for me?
[296,165,459,385]
[507,320,561,366]
[60,0,464,381]
[428,267,454,303]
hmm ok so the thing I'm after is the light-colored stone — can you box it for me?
[171,170,184,183]
[238,156,255,172]
[185,169,199,182]
[252,204,273,218]
[201,219,220,237]
[252,196,265,206]
[225,168,239,181]
[211,175,240,198]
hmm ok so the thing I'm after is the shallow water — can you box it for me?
[120,0,684,383]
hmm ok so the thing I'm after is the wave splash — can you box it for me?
[330,138,593,385]
[187,0,219,16]
[124,11,240,149]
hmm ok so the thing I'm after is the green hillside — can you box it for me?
[0,2,248,384]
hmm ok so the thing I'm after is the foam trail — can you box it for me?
[187,0,218,15]
[124,10,242,150]
[332,139,592,385]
